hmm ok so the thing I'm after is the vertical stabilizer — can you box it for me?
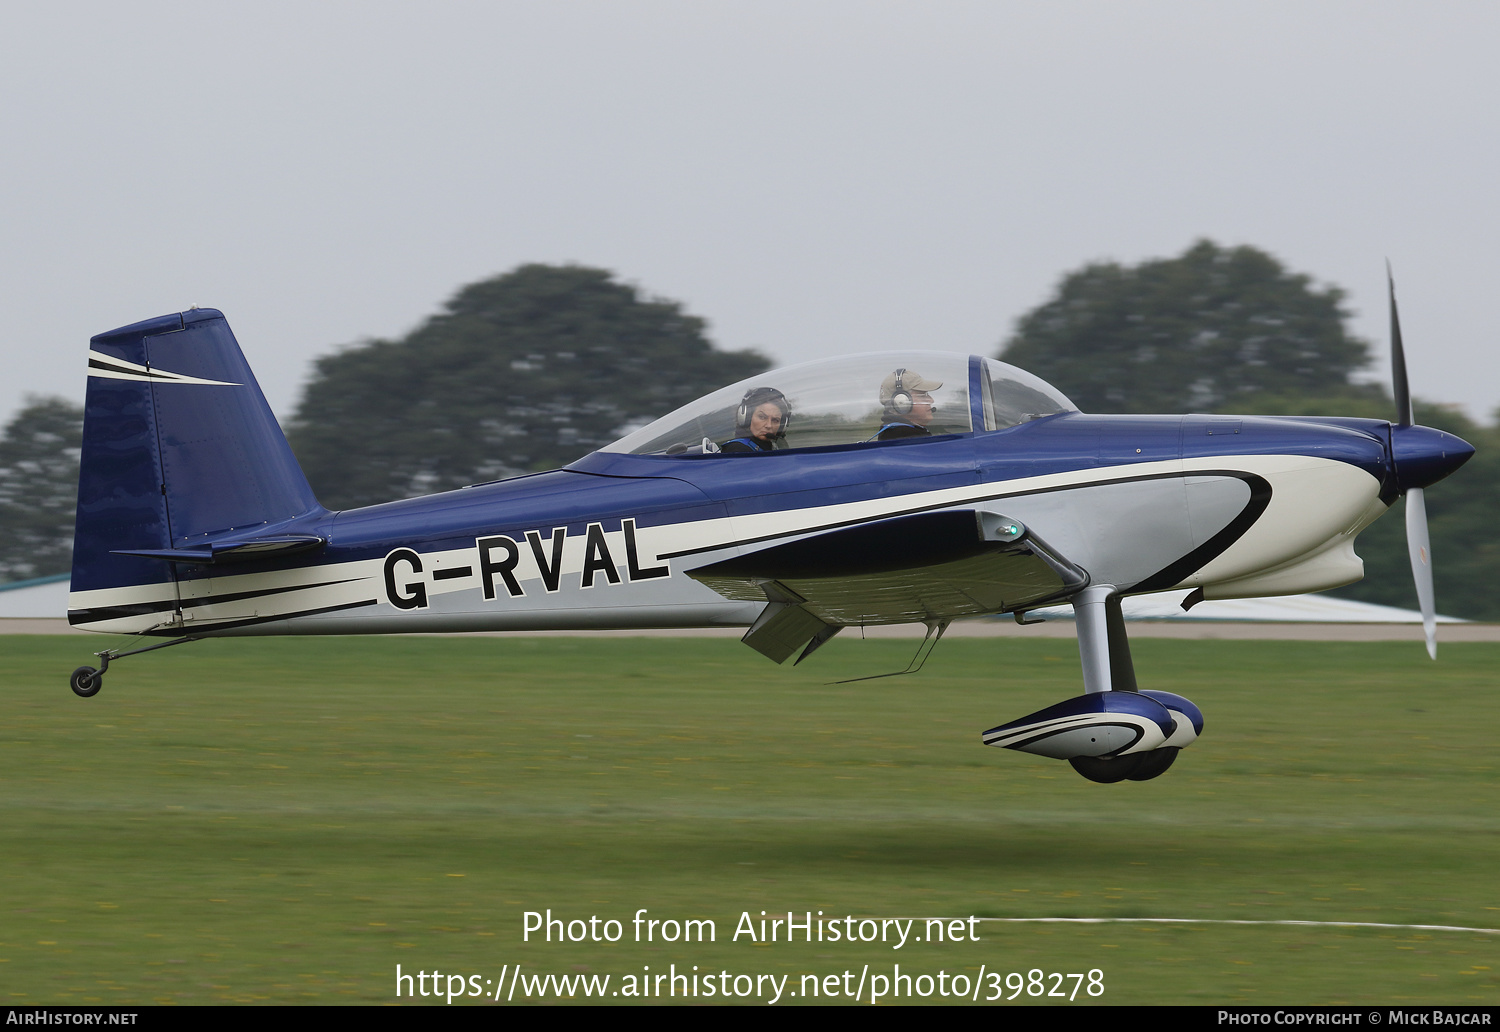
[71,309,325,609]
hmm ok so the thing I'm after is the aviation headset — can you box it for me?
[888,368,913,415]
[736,388,790,438]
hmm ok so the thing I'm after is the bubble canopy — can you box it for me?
[603,352,1077,456]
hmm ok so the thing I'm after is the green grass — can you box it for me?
[2,633,1497,1005]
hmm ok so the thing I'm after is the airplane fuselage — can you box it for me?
[68,411,1405,638]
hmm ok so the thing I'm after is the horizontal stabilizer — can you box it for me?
[113,534,325,565]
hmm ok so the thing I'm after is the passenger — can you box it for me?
[721,388,790,453]
[872,368,942,441]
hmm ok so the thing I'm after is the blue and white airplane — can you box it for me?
[66,284,1472,782]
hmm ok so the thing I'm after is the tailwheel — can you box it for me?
[1068,753,1147,783]
[70,666,103,698]
[65,635,201,699]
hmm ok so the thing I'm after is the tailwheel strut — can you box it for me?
[68,636,201,698]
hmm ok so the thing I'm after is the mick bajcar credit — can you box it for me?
[394,908,1107,1004]
[1218,1012,1492,1025]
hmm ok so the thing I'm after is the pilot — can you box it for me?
[721,388,790,453]
[872,368,942,441]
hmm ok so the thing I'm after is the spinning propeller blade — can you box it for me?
[1388,263,1413,428]
[1388,267,1437,658]
[1405,487,1437,659]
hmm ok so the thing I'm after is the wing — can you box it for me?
[686,509,1087,663]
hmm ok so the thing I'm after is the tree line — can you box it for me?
[3,247,1493,617]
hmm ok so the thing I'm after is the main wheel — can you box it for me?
[1068,753,1146,783]
[1126,747,1179,781]
[70,666,102,698]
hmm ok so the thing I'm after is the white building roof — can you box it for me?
[0,574,69,619]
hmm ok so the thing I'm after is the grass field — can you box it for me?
[2,632,1496,1006]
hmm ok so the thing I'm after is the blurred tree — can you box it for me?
[287,265,769,510]
[0,397,83,582]
[1000,240,1371,412]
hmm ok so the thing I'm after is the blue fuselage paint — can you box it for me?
[293,410,1396,570]
[132,409,1394,595]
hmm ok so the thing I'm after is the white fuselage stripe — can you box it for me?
[69,453,1374,636]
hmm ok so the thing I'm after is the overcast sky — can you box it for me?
[2,1,1496,428]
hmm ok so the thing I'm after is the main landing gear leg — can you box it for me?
[982,590,1203,781]
[1070,586,1150,781]
[984,588,1206,780]
[69,636,201,698]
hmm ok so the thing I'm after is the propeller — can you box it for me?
[1387,267,1437,658]
[1389,262,1413,428]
